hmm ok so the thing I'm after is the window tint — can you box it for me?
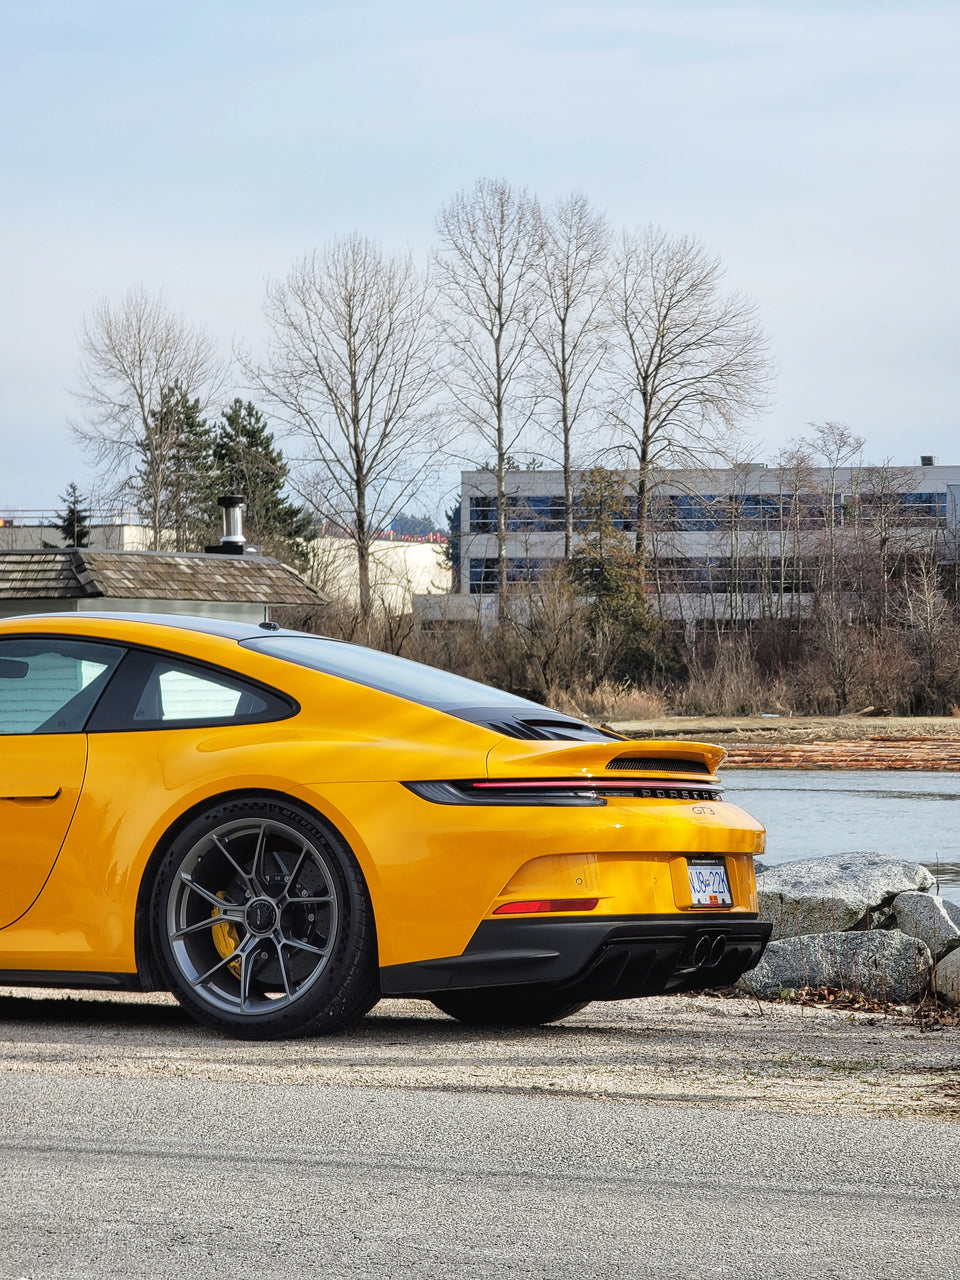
[468,557,557,595]
[468,494,569,532]
[0,638,125,735]
[134,666,254,722]
[133,659,278,725]
[88,650,295,731]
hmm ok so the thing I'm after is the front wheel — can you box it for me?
[151,797,379,1039]
[430,987,589,1027]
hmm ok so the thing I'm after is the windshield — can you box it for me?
[240,635,546,712]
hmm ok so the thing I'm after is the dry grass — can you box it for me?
[548,680,667,722]
[279,599,960,720]
[675,638,787,717]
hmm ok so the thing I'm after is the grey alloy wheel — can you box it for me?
[153,798,378,1038]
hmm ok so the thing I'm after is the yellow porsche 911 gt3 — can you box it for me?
[0,613,769,1038]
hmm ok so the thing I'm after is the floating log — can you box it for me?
[722,740,960,770]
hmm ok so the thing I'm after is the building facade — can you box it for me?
[416,459,960,627]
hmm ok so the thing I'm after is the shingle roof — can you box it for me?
[0,550,326,606]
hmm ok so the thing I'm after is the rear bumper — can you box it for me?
[379,914,772,1002]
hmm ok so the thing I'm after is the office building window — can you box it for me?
[468,557,556,594]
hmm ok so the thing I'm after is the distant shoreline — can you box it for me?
[610,716,960,770]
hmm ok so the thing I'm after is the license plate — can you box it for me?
[687,858,733,907]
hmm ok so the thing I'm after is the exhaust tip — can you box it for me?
[692,933,728,967]
[693,936,712,966]
[709,935,727,965]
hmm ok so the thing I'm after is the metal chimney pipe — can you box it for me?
[219,495,246,554]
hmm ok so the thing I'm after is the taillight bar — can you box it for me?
[404,779,722,807]
[472,779,714,790]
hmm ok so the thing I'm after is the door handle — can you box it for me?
[0,787,63,801]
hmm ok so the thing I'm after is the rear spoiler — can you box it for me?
[485,738,726,779]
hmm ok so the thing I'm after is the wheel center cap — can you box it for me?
[245,896,278,936]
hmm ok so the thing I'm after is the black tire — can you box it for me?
[151,796,379,1039]
[430,987,589,1027]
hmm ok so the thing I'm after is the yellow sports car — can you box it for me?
[0,613,768,1038]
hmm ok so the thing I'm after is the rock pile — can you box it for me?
[737,853,960,1003]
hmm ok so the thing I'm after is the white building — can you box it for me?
[415,459,960,626]
[0,515,156,552]
[307,535,451,614]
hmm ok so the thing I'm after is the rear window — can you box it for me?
[241,636,544,712]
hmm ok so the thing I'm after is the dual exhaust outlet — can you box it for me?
[692,932,728,968]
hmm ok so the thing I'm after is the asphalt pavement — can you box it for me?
[2,991,959,1279]
[2,1071,959,1279]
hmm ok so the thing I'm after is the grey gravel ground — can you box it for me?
[1,987,957,1119]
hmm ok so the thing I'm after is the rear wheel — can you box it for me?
[430,987,589,1026]
[152,797,378,1039]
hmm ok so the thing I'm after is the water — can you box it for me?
[723,769,960,905]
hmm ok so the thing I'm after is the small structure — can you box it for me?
[0,549,325,624]
[0,516,158,552]
[308,536,451,614]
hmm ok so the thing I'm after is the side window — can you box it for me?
[133,662,266,723]
[0,638,125,735]
[88,651,295,731]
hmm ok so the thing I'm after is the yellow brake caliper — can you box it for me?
[211,891,242,979]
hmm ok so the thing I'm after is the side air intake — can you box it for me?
[485,717,614,743]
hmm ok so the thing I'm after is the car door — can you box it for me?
[0,636,125,927]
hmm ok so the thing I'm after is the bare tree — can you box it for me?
[435,179,543,597]
[895,557,958,711]
[531,193,610,557]
[73,287,221,549]
[248,236,441,622]
[807,420,864,533]
[789,420,864,615]
[606,226,773,555]
[849,460,920,624]
[771,442,818,624]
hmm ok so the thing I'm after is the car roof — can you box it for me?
[0,611,615,742]
[1,612,298,641]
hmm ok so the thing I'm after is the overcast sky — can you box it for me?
[1,0,957,514]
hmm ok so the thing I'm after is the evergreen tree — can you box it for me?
[570,468,676,682]
[388,513,443,538]
[212,400,314,556]
[441,503,461,592]
[570,468,638,599]
[149,382,216,551]
[56,483,91,547]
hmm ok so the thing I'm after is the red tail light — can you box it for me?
[404,780,722,807]
[493,898,599,915]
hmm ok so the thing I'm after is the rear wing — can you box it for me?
[485,738,726,779]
